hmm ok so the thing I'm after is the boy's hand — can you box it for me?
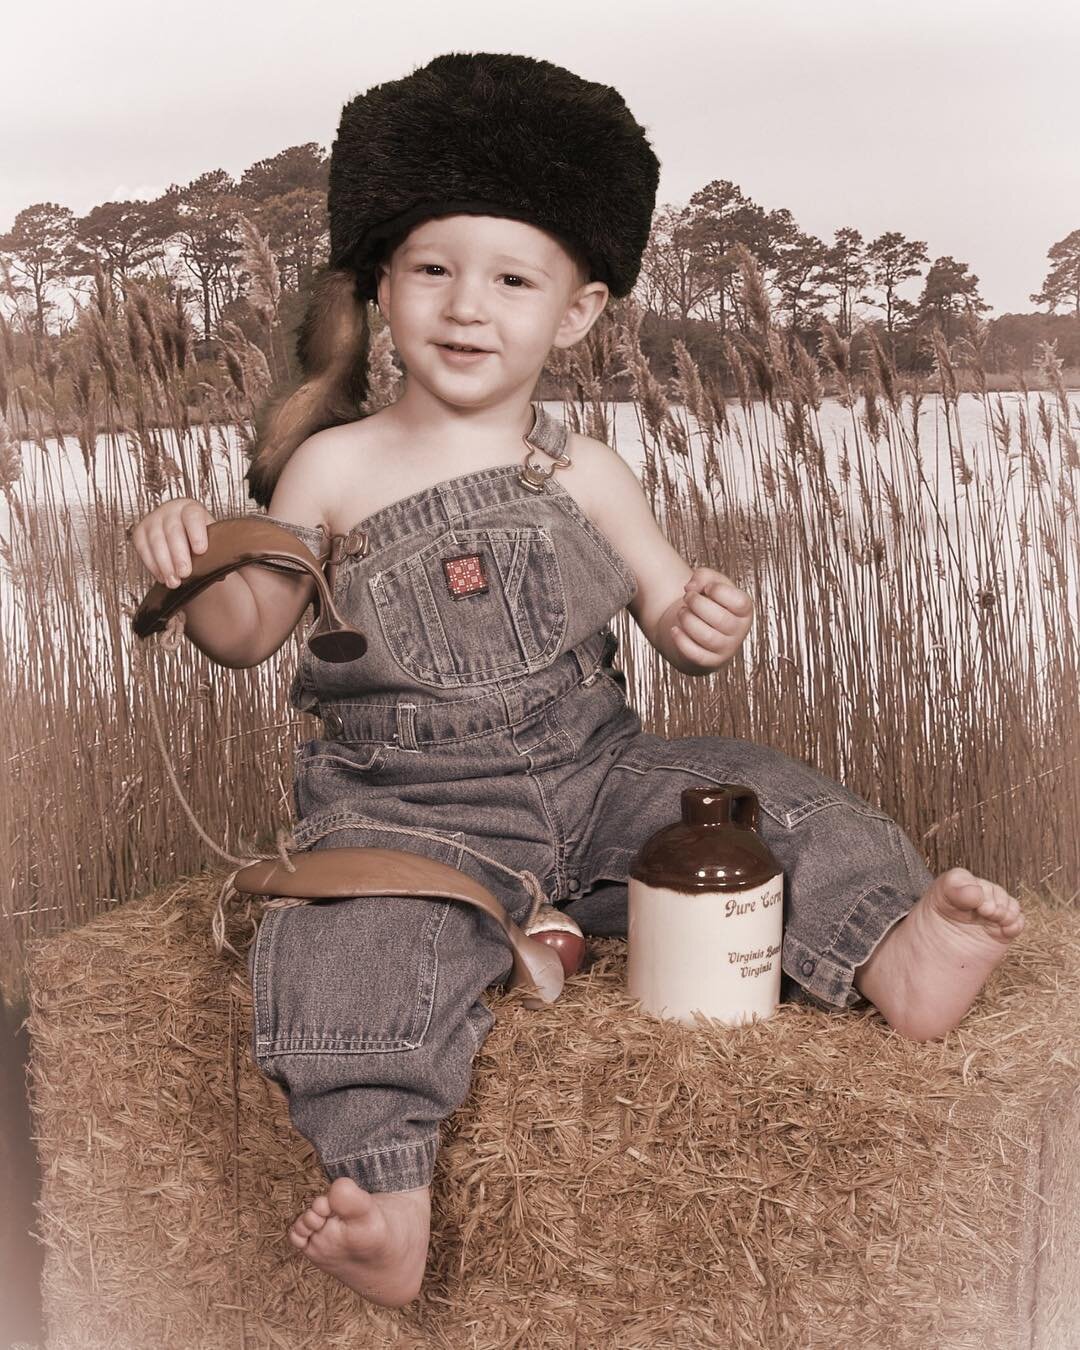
[129,498,214,589]
[670,567,754,672]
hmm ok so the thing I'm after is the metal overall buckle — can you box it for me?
[518,447,572,493]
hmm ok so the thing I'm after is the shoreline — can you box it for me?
[10,380,1078,444]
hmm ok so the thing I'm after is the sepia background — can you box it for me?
[1,0,1078,1342]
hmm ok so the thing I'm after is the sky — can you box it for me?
[4,0,1078,317]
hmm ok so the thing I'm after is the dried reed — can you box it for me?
[0,260,1077,1009]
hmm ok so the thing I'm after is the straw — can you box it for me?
[24,877,1080,1349]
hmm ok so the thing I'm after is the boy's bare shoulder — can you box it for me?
[566,428,640,468]
[564,429,650,518]
[269,419,383,533]
[302,417,385,477]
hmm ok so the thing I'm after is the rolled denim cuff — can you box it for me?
[324,1134,438,1194]
[782,883,916,1010]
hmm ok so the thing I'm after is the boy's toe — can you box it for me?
[327,1176,372,1218]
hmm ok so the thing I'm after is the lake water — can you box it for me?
[2,391,1074,536]
[1,393,1076,675]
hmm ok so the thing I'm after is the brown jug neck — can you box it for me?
[682,787,759,830]
[630,785,781,894]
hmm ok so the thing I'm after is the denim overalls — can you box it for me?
[248,403,933,1194]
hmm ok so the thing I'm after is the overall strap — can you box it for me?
[519,402,572,492]
[523,401,572,462]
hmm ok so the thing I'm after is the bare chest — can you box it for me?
[324,431,598,538]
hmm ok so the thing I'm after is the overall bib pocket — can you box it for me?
[250,820,466,1070]
[370,526,567,688]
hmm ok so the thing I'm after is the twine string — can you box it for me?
[133,616,253,869]
[132,617,549,959]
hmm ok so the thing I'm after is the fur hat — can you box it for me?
[246,52,660,507]
[330,51,660,301]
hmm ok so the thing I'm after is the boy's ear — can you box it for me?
[578,281,610,319]
[375,263,390,319]
[553,281,610,349]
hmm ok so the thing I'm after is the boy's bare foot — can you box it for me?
[853,866,1024,1041]
[287,1177,431,1307]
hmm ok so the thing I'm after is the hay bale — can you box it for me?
[25,877,1080,1350]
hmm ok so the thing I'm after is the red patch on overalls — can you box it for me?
[442,552,489,599]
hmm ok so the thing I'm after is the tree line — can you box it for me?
[2,141,1079,383]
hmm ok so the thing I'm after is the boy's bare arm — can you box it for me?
[177,566,318,668]
[130,438,331,668]
[576,438,753,676]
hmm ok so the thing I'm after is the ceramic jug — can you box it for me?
[627,785,784,1027]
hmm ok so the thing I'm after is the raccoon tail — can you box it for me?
[245,268,371,508]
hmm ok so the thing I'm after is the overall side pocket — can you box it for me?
[293,739,389,821]
[251,821,466,1069]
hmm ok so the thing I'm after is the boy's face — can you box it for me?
[375,213,609,406]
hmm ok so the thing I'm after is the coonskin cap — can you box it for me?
[328,51,661,300]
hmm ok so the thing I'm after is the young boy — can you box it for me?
[133,53,1023,1309]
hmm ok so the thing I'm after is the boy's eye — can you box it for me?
[416,265,529,288]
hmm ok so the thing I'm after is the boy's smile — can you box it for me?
[375,212,608,418]
[434,346,493,366]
